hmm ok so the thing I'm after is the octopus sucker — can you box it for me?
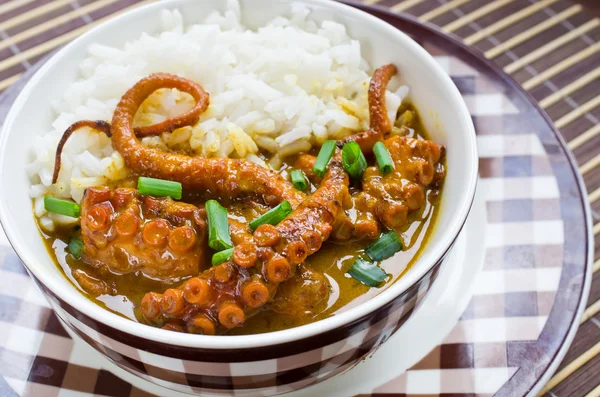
[276,153,349,244]
[46,62,446,335]
[135,150,350,329]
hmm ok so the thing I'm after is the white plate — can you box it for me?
[62,184,487,396]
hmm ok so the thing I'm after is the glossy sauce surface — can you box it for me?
[41,104,444,335]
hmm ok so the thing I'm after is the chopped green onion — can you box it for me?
[373,142,394,175]
[212,248,234,266]
[290,169,308,191]
[206,200,233,251]
[68,238,84,259]
[342,142,367,179]
[365,230,403,261]
[137,177,182,200]
[312,140,336,178]
[348,257,387,287]
[44,196,81,218]
[249,200,293,231]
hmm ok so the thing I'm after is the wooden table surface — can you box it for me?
[0,0,598,396]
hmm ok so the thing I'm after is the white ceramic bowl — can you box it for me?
[0,0,477,395]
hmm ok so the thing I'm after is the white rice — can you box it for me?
[30,0,408,231]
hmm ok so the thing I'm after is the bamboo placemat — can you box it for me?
[0,0,598,396]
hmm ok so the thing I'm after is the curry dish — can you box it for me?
[39,65,445,335]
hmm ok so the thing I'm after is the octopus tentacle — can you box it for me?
[339,64,397,153]
[368,64,398,134]
[355,135,445,231]
[64,66,403,332]
[79,188,207,283]
[275,152,349,255]
[52,77,208,184]
[52,120,111,184]
[111,73,305,207]
[132,76,210,137]
[140,151,350,331]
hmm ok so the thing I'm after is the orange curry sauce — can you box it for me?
[40,104,444,335]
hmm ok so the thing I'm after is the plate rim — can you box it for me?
[342,1,594,395]
[0,2,594,395]
[57,190,489,397]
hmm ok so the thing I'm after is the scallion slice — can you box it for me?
[373,141,394,175]
[137,177,182,200]
[342,141,367,179]
[249,200,292,231]
[365,230,403,261]
[212,248,234,266]
[348,257,387,287]
[68,238,84,259]
[206,200,233,251]
[312,140,336,178]
[290,169,308,191]
[44,196,81,218]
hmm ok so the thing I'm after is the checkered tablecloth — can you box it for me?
[0,1,598,396]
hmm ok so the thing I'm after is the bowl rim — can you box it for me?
[0,0,478,350]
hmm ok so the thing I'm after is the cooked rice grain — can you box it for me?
[31,0,408,230]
